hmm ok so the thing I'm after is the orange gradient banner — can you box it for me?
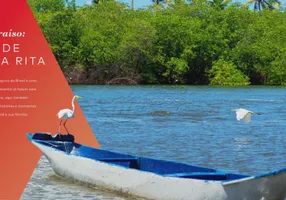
[0,1,100,199]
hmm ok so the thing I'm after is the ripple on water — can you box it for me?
[233,137,253,143]
[23,86,286,199]
[21,156,146,200]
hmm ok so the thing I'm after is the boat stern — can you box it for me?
[26,132,75,142]
[26,132,75,155]
[26,133,33,142]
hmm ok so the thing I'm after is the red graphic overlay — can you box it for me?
[0,1,100,199]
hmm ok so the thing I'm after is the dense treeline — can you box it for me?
[28,0,286,85]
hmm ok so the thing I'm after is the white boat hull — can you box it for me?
[32,141,286,200]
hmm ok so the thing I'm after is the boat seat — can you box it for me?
[97,158,139,169]
[164,172,229,180]
[98,158,137,162]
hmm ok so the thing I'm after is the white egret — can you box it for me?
[231,108,261,123]
[57,95,82,134]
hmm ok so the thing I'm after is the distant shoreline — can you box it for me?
[68,82,286,87]
[30,0,286,86]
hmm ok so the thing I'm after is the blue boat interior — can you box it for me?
[28,133,251,181]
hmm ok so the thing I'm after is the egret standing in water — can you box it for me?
[232,108,261,123]
[57,95,82,134]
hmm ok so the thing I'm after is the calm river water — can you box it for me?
[22,85,286,199]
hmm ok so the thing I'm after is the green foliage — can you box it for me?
[208,59,250,86]
[163,57,189,83]
[266,49,286,85]
[27,0,66,12]
[28,0,286,85]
